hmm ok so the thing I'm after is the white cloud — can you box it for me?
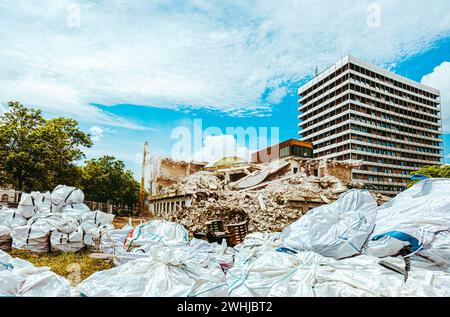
[0,0,450,121]
[421,62,450,132]
[191,135,251,163]
[88,126,104,142]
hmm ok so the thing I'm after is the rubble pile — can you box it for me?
[160,167,368,233]
[79,179,450,297]
[1,178,449,297]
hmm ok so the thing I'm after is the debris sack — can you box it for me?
[281,190,377,259]
[81,210,115,232]
[84,224,115,250]
[366,179,450,268]
[0,250,71,297]
[227,250,450,297]
[0,207,27,229]
[123,220,190,251]
[100,226,132,256]
[77,245,228,297]
[17,194,38,219]
[50,226,84,253]
[50,185,85,208]
[11,219,51,253]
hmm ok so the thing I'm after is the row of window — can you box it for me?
[349,63,438,100]
[350,72,439,108]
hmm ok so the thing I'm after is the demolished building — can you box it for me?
[147,156,372,233]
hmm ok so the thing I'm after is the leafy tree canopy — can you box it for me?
[0,102,92,191]
[80,155,140,207]
[407,165,450,187]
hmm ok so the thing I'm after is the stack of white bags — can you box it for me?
[0,185,115,253]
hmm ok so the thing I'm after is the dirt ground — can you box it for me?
[113,216,153,229]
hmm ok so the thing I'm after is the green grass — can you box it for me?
[9,249,114,285]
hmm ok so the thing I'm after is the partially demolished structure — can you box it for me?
[147,156,381,233]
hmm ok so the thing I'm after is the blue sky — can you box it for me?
[0,1,449,178]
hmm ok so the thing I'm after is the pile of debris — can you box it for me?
[154,158,386,233]
[0,185,114,254]
[77,178,450,297]
[1,178,449,297]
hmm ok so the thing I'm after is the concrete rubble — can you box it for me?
[149,157,390,233]
[0,176,449,297]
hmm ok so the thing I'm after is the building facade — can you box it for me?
[251,139,313,164]
[298,55,444,195]
[0,188,20,206]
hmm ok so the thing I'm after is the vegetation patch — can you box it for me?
[9,249,114,285]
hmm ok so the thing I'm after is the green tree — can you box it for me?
[80,156,140,208]
[407,165,450,188]
[0,102,92,191]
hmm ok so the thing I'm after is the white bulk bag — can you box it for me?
[0,226,12,252]
[281,190,377,259]
[227,250,450,297]
[100,226,132,256]
[366,179,450,266]
[33,191,52,212]
[0,250,71,297]
[51,185,84,206]
[64,203,90,213]
[50,226,84,253]
[84,224,115,249]
[81,210,115,232]
[0,208,27,228]
[18,193,38,219]
[28,213,80,234]
[77,245,228,297]
[123,220,189,251]
[11,220,51,253]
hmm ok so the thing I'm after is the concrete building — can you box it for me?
[298,55,444,195]
[251,139,313,164]
[0,188,19,206]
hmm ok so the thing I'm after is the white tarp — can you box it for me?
[227,250,450,297]
[77,245,228,297]
[366,179,450,269]
[0,250,71,296]
[123,220,189,251]
[281,190,377,259]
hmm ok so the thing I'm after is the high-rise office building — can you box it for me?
[298,55,444,195]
